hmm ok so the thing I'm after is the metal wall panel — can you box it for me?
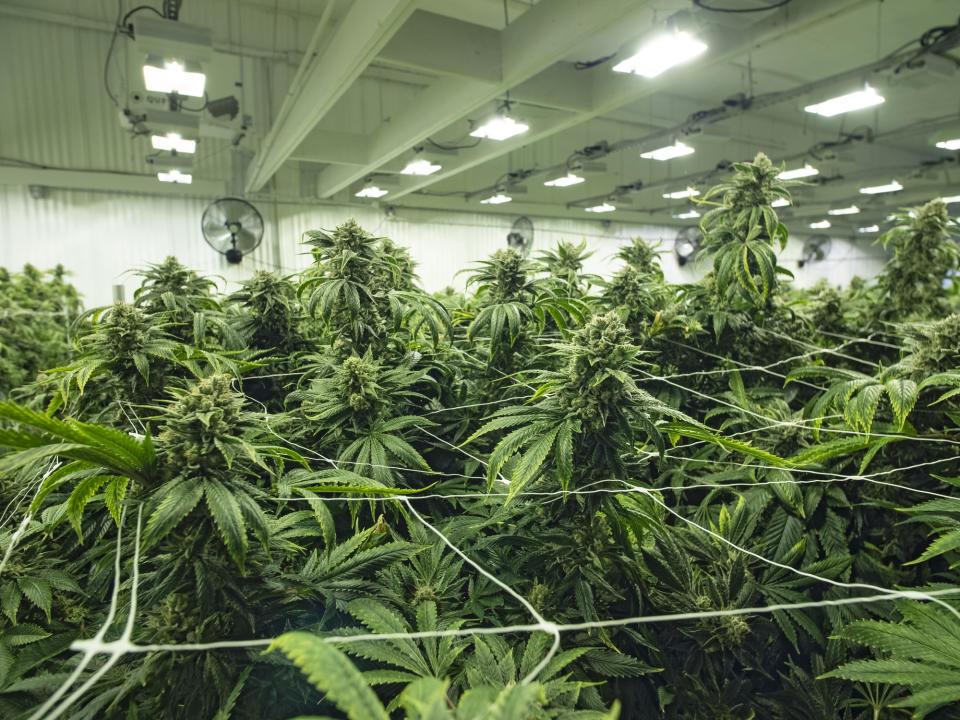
[0,186,887,308]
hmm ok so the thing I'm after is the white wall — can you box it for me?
[0,186,888,308]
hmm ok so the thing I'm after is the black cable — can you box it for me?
[104,0,125,108]
[574,53,616,70]
[693,0,792,12]
[426,137,482,151]
[121,4,163,28]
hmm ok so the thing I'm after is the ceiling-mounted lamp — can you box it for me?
[777,164,819,180]
[157,169,192,184]
[585,202,616,213]
[809,220,831,229]
[355,185,388,198]
[804,84,884,117]
[641,141,695,161]
[151,132,196,153]
[480,193,512,204]
[857,225,880,233]
[859,180,903,195]
[613,30,707,78]
[544,173,585,187]
[771,198,790,207]
[142,57,206,97]
[828,205,860,215]
[401,158,442,175]
[662,187,700,199]
[470,113,528,141]
[672,210,700,219]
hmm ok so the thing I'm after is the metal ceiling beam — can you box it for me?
[384,0,875,202]
[310,0,656,199]
[378,11,502,83]
[244,0,418,193]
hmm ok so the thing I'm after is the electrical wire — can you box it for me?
[693,0,792,12]
[574,53,617,70]
[121,4,163,28]
[426,137,482,151]
[103,0,125,108]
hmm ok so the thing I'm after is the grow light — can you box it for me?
[151,132,196,154]
[479,193,512,205]
[157,169,192,184]
[401,159,441,175]
[936,138,960,151]
[777,164,818,180]
[673,210,700,219]
[941,195,960,204]
[470,116,528,141]
[771,198,790,207]
[804,85,884,117]
[143,59,206,97]
[809,220,831,229]
[859,180,903,195]
[612,31,708,78]
[662,187,700,199]
[585,203,616,213]
[828,205,860,215]
[857,225,880,233]
[641,142,695,161]
[544,173,585,187]
[355,185,388,198]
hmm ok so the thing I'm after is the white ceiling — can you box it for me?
[1,0,958,237]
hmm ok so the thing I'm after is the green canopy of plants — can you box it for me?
[0,155,959,719]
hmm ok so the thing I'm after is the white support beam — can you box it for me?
[289,131,372,166]
[378,11,502,83]
[0,166,225,196]
[386,0,875,201]
[244,0,418,193]
[312,0,658,199]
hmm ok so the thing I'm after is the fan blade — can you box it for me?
[233,228,262,253]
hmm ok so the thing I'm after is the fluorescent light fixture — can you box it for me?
[612,31,708,78]
[143,59,206,97]
[355,185,388,198]
[859,180,903,195]
[401,158,441,175]
[809,220,831,229]
[480,193,512,205]
[151,132,196,154]
[157,169,192,184]
[673,210,700,219]
[662,187,700,199]
[857,225,880,233]
[585,203,616,213]
[804,85,884,117]
[470,116,528,141]
[936,138,960,151]
[641,141,695,161]
[544,173,585,187]
[941,195,960,204]
[828,205,860,215]
[777,164,818,180]
[771,198,790,207]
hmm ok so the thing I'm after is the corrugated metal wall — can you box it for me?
[0,185,888,308]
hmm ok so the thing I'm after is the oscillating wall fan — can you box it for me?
[798,236,832,268]
[507,216,534,256]
[202,197,264,264]
[674,226,703,267]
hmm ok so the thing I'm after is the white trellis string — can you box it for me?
[818,329,901,350]
[626,483,960,622]
[755,326,885,369]
[0,463,58,578]
[400,498,561,684]
[28,505,131,720]
[0,462,49,531]
[42,505,145,720]
[641,368,960,448]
